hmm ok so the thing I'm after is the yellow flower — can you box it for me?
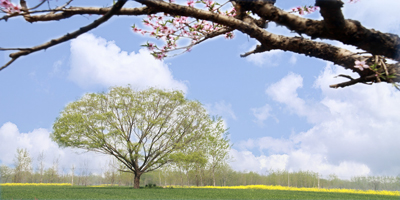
[0,183,72,186]
[165,185,400,196]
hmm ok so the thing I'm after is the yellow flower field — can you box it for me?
[0,183,72,186]
[168,185,400,196]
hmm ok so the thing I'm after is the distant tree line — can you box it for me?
[1,148,399,191]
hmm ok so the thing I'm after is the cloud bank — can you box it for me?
[0,122,111,174]
[69,33,187,92]
[231,64,400,179]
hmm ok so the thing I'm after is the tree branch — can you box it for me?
[248,0,400,61]
[330,74,376,89]
[0,0,128,71]
[135,0,367,72]
[18,6,154,23]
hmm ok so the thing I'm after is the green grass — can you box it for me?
[1,186,399,200]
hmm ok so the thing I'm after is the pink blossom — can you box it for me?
[147,43,155,51]
[187,0,194,7]
[143,20,150,26]
[1,0,20,14]
[225,32,234,39]
[132,27,142,33]
[297,7,304,15]
[354,60,369,71]
[0,0,11,7]
[156,53,165,60]
[291,6,319,15]
[205,0,214,7]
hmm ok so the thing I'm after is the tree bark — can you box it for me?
[134,171,142,189]
[212,168,216,186]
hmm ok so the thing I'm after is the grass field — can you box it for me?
[1,186,400,200]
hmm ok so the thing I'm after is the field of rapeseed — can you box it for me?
[177,185,400,196]
[0,183,72,186]
[1,184,400,200]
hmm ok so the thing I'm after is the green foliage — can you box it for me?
[2,186,398,200]
[51,86,217,188]
[0,165,13,183]
[166,116,231,186]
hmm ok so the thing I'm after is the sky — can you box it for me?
[1,0,400,180]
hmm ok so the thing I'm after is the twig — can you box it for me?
[0,47,33,51]
[0,0,128,71]
[50,0,74,14]
[334,74,354,80]
[214,0,230,11]
[330,74,376,88]
[28,0,47,10]
[380,58,389,79]
[240,44,268,57]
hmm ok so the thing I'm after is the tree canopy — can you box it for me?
[51,87,225,188]
[0,0,399,89]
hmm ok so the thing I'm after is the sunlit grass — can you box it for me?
[169,184,400,196]
[2,185,399,199]
[90,184,119,187]
[0,183,72,186]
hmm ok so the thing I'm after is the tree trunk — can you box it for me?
[200,168,203,186]
[212,168,216,186]
[134,172,142,189]
[195,168,199,186]
[186,171,190,186]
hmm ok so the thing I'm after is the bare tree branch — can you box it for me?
[240,44,267,57]
[1,0,399,88]
[248,1,400,61]
[13,6,154,23]
[135,0,366,71]
[0,0,128,71]
[330,74,376,88]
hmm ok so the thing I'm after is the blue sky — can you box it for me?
[1,0,400,179]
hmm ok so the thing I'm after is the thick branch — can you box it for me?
[20,6,154,22]
[248,1,400,61]
[0,0,128,71]
[135,0,366,72]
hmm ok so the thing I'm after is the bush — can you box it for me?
[144,183,157,188]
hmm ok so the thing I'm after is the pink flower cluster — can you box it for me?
[354,60,369,71]
[291,5,319,15]
[0,0,20,14]
[133,0,236,60]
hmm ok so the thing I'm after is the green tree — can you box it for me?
[36,151,45,183]
[51,86,215,189]
[13,148,32,183]
[0,165,13,183]
[205,117,231,186]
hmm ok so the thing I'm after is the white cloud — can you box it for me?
[342,1,400,34]
[266,72,330,124]
[69,33,187,92]
[251,104,273,126]
[205,100,237,120]
[239,137,293,155]
[232,65,400,178]
[229,149,288,174]
[0,122,111,174]
[246,48,283,67]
